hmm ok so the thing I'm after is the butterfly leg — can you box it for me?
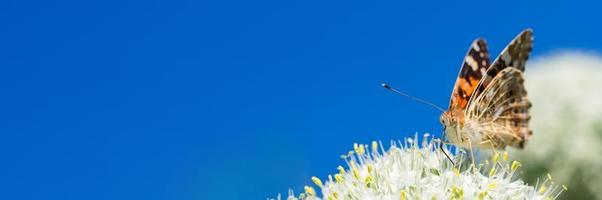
[479,139,499,155]
[479,139,503,169]
[467,138,476,168]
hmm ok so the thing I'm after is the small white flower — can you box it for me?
[277,135,563,200]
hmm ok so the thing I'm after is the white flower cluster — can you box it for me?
[278,135,563,200]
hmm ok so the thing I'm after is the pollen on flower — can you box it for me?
[371,141,378,153]
[304,186,316,196]
[337,166,345,174]
[364,175,374,187]
[511,160,522,171]
[538,185,547,194]
[352,168,360,180]
[276,134,564,200]
[487,181,497,190]
[451,185,464,200]
[478,191,488,200]
[311,176,323,188]
[334,174,343,183]
[492,152,500,163]
[400,191,407,200]
[489,167,497,177]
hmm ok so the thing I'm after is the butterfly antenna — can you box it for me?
[381,83,446,113]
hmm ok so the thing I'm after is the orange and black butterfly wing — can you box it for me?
[470,29,533,102]
[448,39,491,111]
[466,29,534,149]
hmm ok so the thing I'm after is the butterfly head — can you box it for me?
[440,110,464,144]
[440,110,462,128]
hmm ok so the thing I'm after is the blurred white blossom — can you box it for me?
[510,51,602,199]
[278,135,563,200]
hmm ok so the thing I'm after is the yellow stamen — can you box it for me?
[400,191,407,200]
[511,161,522,171]
[488,167,496,177]
[371,141,378,153]
[365,176,373,187]
[337,165,345,174]
[478,191,488,200]
[487,181,497,190]
[357,144,365,155]
[334,174,344,183]
[304,185,316,196]
[451,186,464,200]
[492,152,500,163]
[353,168,360,179]
[311,176,323,188]
[538,185,547,194]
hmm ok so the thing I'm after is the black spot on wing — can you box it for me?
[472,29,533,101]
[448,38,491,110]
[459,39,490,82]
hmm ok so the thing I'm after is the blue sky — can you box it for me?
[1,0,601,199]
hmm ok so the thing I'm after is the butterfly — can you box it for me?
[440,29,534,150]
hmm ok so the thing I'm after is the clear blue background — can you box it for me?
[1,0,600,199]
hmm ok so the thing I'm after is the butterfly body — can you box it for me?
[441,30,534,150]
